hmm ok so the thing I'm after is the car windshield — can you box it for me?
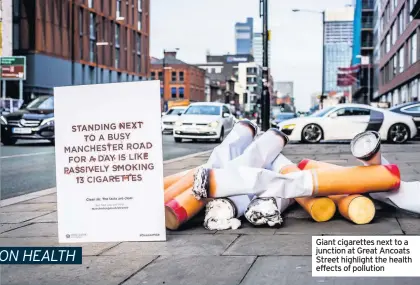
[26,96,54,110]
[276,113,295,120]
[166,108,185,115]
[184,105,221,115]
[310,106,335,117]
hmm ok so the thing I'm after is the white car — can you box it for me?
[161,106,187,133]
[173,102,235,143]
[277,103,417,144]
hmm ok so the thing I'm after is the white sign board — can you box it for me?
[54,81,166,243]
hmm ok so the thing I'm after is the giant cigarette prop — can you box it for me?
[165,123,288,230]
[268,155,336,223]
[351,131,420,215]
[192,164,401,199]
[164,120,257,203]
[297,159,375,225]
[244,154,296,226]
[203,195,254,230]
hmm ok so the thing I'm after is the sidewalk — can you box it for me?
[1,143,420,285]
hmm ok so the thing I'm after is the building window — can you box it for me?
[179,71,184,82]
[393,56,397,77]
[13,24,20,50]
[179,87,185,98]
[116,0,122,18]
[399,9,405,35]
[136,33,141,55]
[79,8,84,60]
[151,71,156,78]
[137,11,142,30]
[399,47,405,73]
[411,33,418,64]
[410,0,415,21]
[138,0,142,11]
[386,33,390,53]
[136,55,141,73]
[158,72,163,81]
[13,0,20,17]
[171,72,177,82]
[89,66,94,83]
[89,13,96,62]
[171,87,177,98]
[115,24,120,68]
[160,87,164,97]
[392,23,397,45]
[89,0,94,8]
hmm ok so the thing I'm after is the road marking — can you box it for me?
[1,151,55,159]
[0,149,214,206]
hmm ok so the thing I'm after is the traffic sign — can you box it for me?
[0,56,26,80]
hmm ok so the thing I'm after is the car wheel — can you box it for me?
[216,128,225,143]
[301,124,323,143]
[388,123,410,144]
[1,137,17,146]
[174,137,182,143]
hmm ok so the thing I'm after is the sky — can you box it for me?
[150,0,353,111]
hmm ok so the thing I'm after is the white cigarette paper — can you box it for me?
[206,120,257,168]
[244,154,296,226]
[351,131,420,215]
[192,167,314,199]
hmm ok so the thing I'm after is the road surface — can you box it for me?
[0,135,216,199]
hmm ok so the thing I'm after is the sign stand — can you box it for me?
[0,56,27,101]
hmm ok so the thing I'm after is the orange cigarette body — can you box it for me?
[279,164,336,222]
[165,188,206,230]
[164,168,197,190]
[298,159,377,224]
[164,169,196,203]
[308,164,400,196]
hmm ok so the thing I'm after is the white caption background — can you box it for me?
[312,236,420,277]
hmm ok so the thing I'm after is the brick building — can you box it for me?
[378,0,420,105]
[9,0,150,102]
[150,51,206,110]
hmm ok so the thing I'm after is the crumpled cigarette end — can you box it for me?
[204,198,240,230]
[245,197,283,227]
[192,167,210,200]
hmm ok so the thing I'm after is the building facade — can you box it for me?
[1,0,13,57]
[151,51,206,109]
[237,62,262,112]
[351,0,375,103]
[235,17,253,55]
[252,32,271,67]
[324,7,354,94]
[378,0,420,105]
[9,0,150,102]
[373,0,382,99]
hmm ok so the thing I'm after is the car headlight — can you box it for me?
[208,121,219,128]
[175,121,183,126]
[40,117,54,126]
[282,124,296,130]
[0,116,7,125]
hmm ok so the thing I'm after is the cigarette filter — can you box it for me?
[350,133,420,215]
[298,159,376,225]
[203,195,253,230]
[274,155,336,223]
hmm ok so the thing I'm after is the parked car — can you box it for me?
[0,95,54,145]
[271,112,297,127]
[277,103,417,144]
[389,102,420,137]
[161,106,187,134]
[173,102,235,143]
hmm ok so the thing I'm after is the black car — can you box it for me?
[389,102,420,136]
[0,95,54,145]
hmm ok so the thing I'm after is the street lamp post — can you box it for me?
[292,9,326,109]
[260,0,270,131]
